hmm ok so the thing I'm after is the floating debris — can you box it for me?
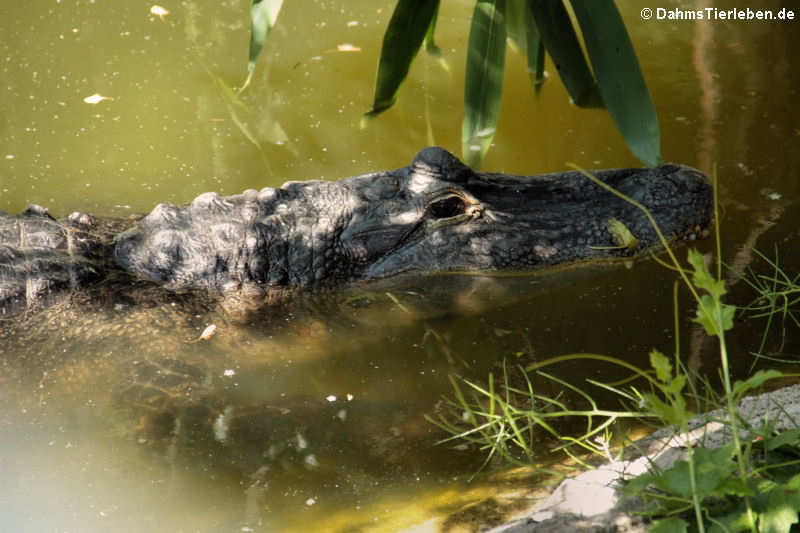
[150,5,169,20]
[199,324,217,340]
[83,93,115,105]
[304,454,320,469]
[324,43,361,54]
[186,323,217,343]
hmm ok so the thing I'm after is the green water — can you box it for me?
[1,0,800,531]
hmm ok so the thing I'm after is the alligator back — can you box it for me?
[0,206,126,317]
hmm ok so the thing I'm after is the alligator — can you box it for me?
[0,146,712,319]
[0,147,713,525]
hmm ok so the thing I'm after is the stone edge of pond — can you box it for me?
[484,383,800,533]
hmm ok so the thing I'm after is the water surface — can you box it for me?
[2,0,800,531]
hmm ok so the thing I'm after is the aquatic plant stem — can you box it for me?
[718,332,757,531]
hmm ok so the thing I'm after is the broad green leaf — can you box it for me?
[364,0,440,121]
[710,508,759,533]
[243,0,283,90]
[622,472,656,497]
[693,445,737,495]
[650,517,688,533]
[760,483,800,533]
[654,446,735,499]
[569,0,661,166]
[529,0,602,107]
[462,0,507,168]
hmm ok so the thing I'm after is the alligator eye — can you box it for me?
[428,195,468,219]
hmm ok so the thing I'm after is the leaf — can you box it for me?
[243,0,283,90]
[688,249,726,300]
[731,369,783,399]
[462,0,507,168]
[526,19,546,89]
[649,350,672,384]
[622,472,656,497]
[363,0,441,121]
[569,0,661,166]
[505,0,528,53]
[608,218,639,249]
[709,508,760,533]
[529,0,603,107]
[694,294,735,336]
[688,249,735,335]
[760,482,800,533]
[507,0,545,90]
[423,2,443,58]
[765,428,800,452]
[650,517,688,533]
[692,445,737,496]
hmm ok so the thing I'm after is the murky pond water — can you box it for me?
[2,0,800,531]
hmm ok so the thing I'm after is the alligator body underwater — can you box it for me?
[0,147,712,318]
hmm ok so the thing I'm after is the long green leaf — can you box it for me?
[242,0,283,91]
[529,0,602,107]
[363,0,440,121]
[506,0,544,90]
[424,2,442,58]
[462,0,507,169]
[522,2,546,89]
[570,0,661,166]
[505,0,528,52]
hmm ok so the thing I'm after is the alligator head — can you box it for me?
[115,147,712,294]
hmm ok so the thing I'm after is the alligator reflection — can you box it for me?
[3,270,593,531]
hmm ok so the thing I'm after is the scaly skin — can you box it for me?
[1,147,712,318]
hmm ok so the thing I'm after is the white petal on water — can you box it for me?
[199,324,217,340]
[304,454,320,468]
[325,394,337,402]
[83,93,114,104]
[150,5,169,19]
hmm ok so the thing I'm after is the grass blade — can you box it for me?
[569,0,661,166]
[363,0,441,122]
[462,0,507,168]
[529,0,602,107]
[242,0,283,91]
